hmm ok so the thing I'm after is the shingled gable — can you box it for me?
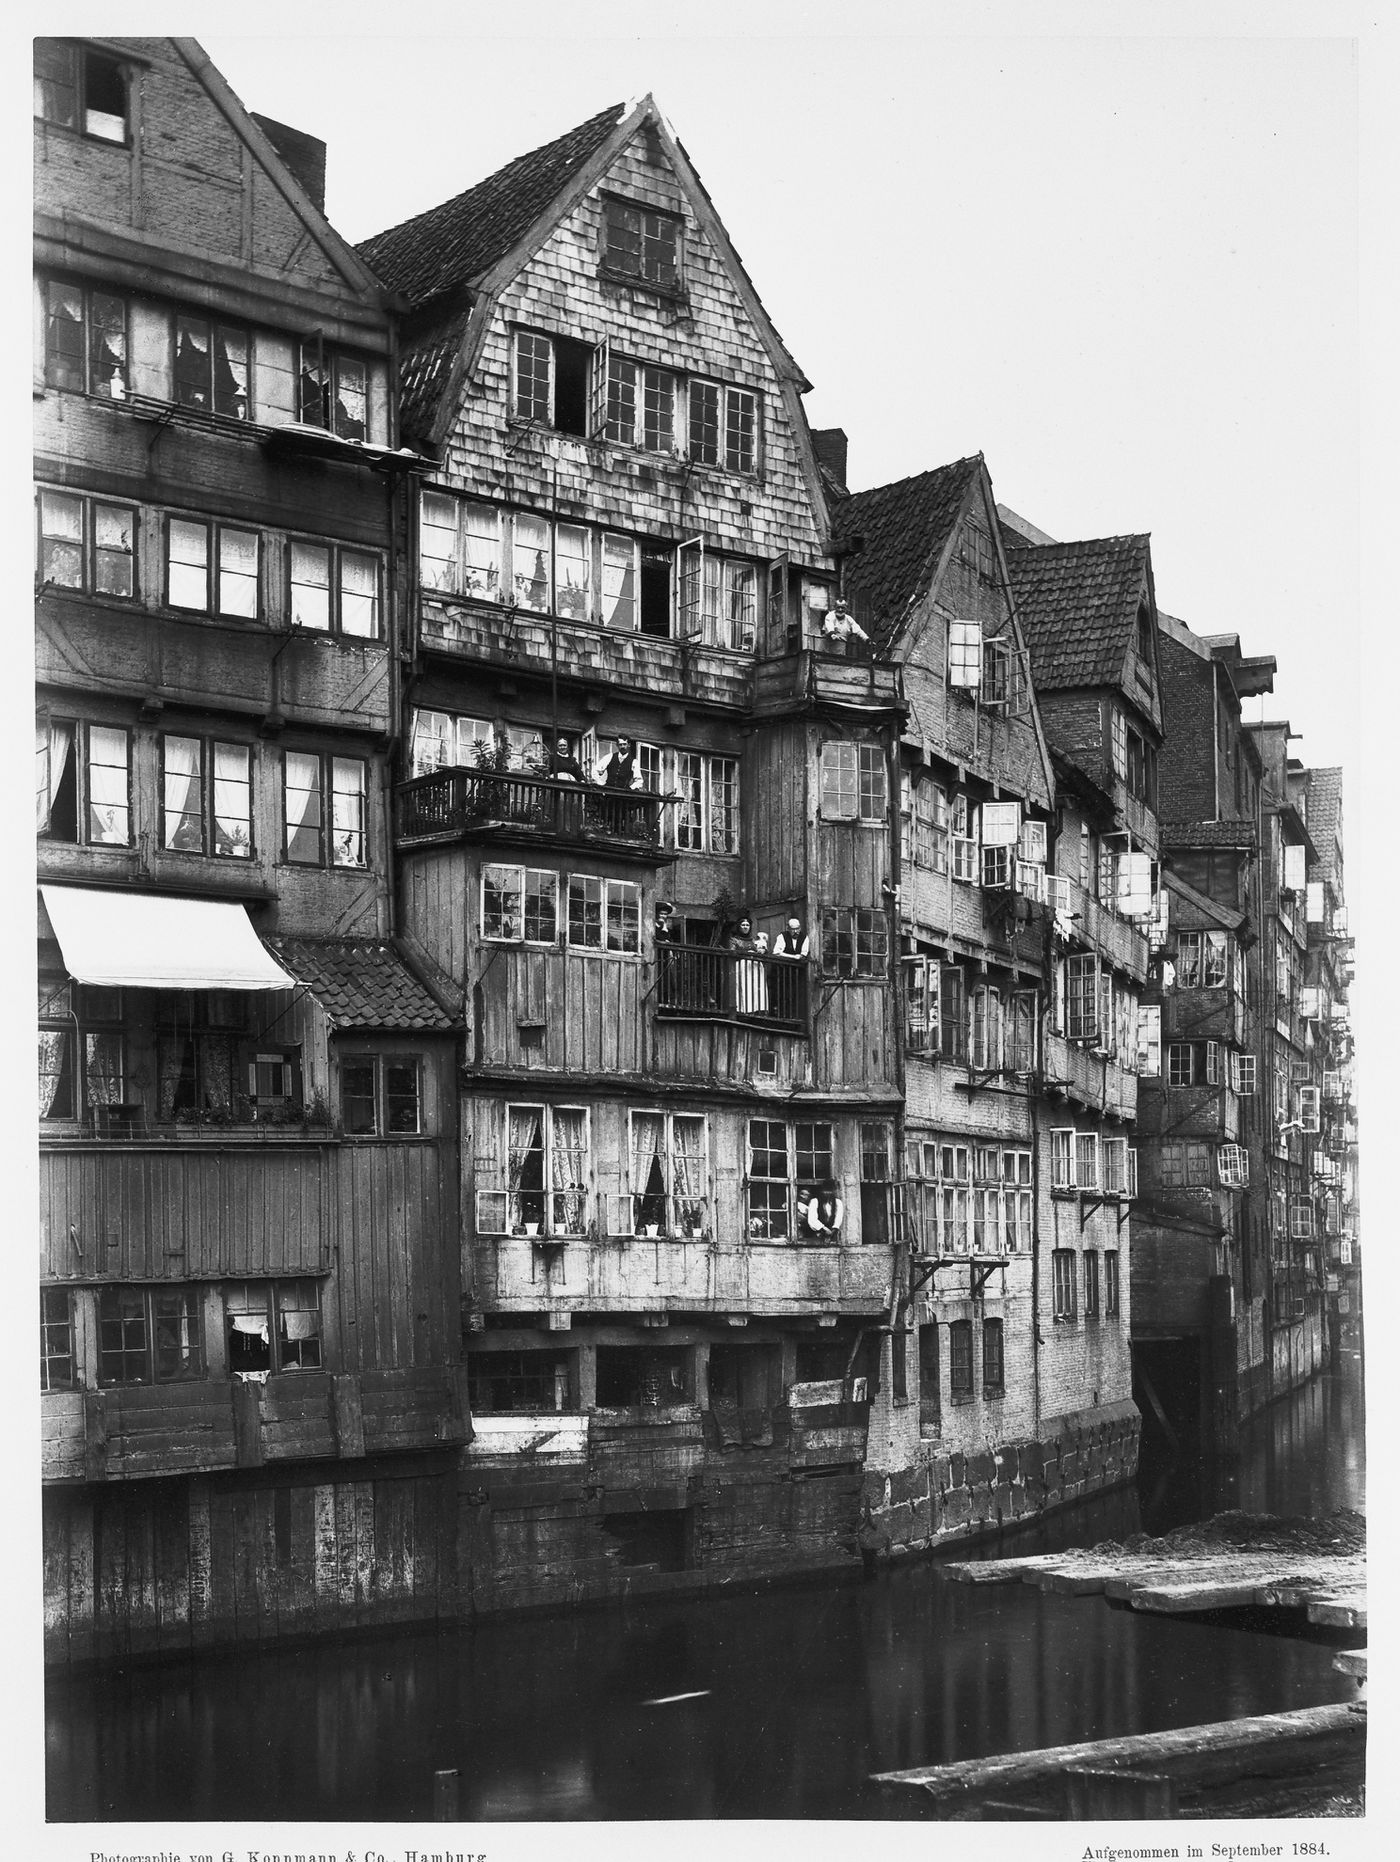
[356,95,829,523]
[171,40,393,310]
[1004,533,1162,728]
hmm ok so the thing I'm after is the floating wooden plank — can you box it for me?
[1309,1593,1366,1630]
[873,1703,1366,1809]
[1333,1649,1367,1679]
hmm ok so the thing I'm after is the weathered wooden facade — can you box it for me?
[36,36,466,1664]
[355,94,915,1606]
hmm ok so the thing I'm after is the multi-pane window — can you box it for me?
[35,41,129,141]
[907,776,949,872]
[1052,1250,1077,1320]
[166,518,261,619]
[567,876,641,953]
[602,199,681,288]
[226,1280,323,1374]
[688,379,758,473]
[606,356,676,452]
[482,865,559,944]
[629,1110,709,1236]
[821,908,888,979]
[284,753,367,868]
[288,540,380,637]
[1084,1250,1101,1318]
[1135,1004,1161,1075]
[1102,1138,1137,1199]
[44,280,127,396]
[40,1287,75,1391]
[948,619,983,689]
[819,741,887,822]
[468,1349,573,1415]
[1232,1053,1258,1096]
[36,719,130,846]
[98,1286,204,1386]
[1177,930,1229,988]
[1159,1140,1213,1189]
[38,982,75,1123]
[1105,1251,1121,1317]
[173,316,251,420]
[948,1320,974,1397]
[982,1318,1005,1394]
[746,1119,835,1240]
[420,495,502,601]
[340,1055,421,1136]
[1166,1041,1222,1088]
[969,986,1003,1070]
[1110,707,1128,780]
[1126,729,1155,806]
[298,347,368,441]
[161,736,253,858]
[37,491,136,598]
[1064,954,1100,1041]
[510,329,592,435]
[490,1104,590,1235]
[673,753,741,855]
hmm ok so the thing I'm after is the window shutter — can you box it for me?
[1116,851,1153,917]
[767,554,789,655]
[1126,1148,1139,1199]
[1283,844,1307,891]
[588,336,610,438]
[981,801,1020,848]
[475,1188,509,1234]
[676,536,705,638]
[1017,819,1047,864]
[948,619,983,689]
[1205,1040,1222,1086]
[1135,1004,1160,1075]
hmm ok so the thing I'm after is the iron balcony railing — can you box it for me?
[397,767,665,850]
[655,945,808,1030]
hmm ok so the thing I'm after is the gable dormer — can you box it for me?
[359,98,833,586]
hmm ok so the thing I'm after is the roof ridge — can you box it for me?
[841,453,983,504]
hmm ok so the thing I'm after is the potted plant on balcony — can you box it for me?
[469,731,514,822]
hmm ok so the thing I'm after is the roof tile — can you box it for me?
[357,102,624,306]
[1005,534,1149,690]
[263,937,456,1031]
[830,457,982,650]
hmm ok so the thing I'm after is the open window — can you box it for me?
[948,619,983,690]
[35,41,128,142]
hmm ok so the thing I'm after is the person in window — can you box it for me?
[545,734,587,783]
[769,912,810,1020]
[653,899,678,1002]
[822,597,870,658]
[595,732,641,834]
[726,912,768,1015]
[800,1177,845,1237]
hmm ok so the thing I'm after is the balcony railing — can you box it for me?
[398,767,665,852]
[655,946,808,1030]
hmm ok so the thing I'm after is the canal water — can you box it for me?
[46,1351,1365,1822]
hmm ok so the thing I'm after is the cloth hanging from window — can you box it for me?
[552,1108,587,1233]
[281,1311,319,1340]
[37,722,72,832]
[231,1315,269,1342]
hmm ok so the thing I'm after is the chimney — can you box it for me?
[252,113,327,213]
[811,427,848,490]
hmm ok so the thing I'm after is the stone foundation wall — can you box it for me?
[859,1398,1141,1559]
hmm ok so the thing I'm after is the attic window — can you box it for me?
[34,41,129,144]
[1136,600,1153,663]
[511,330,593,438]
[602,199,681,290]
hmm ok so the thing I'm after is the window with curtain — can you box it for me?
[284,752,322,863]
[162,735,203,851]
[512,512,552,612]
[331,759,366,867]
[631,1112,667,1233]
[507,1104,547,1232]
[85,725,130,845]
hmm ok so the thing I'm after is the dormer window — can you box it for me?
[602,198,681,289]
[1136,599,1154,663]
[35,41,128,143]
[688,380,757,474]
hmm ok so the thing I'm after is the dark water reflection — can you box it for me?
[47,1356,1365,1823]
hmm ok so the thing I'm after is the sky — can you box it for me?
[195,4,1365,774]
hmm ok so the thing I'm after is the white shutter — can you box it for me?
[981,801,1021,848]
[676,536,705,638]
[948,619,983,689]
[1017,819,1047,864]
[1135,1004,1161,1075]
[1116,851,1154,918]
[1306,881,1325,923]
[1205,1040,1222,1086]
[475,1189,509,1234]
[1126,1148,1139,1199]
[1283,844,1307,891]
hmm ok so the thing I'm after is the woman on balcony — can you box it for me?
[727,912,768,1015]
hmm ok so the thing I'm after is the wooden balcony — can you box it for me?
[751,649,904,717]
[419,597,754,708]
[1074,889,1151,984]
[397,766,666,859]
[474,1233,897,1318]
[1041,1031,1139,1119]
[656,945,809,1031]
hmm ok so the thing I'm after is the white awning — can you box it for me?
[40,886,295,991]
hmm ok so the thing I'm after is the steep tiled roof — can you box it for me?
[357,102,625,305]
[1160,819,1259,849]
[1305,767,1343,879]
[831,457,982,650]
[263,937,456,1031]
[1005,534,1149,691]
